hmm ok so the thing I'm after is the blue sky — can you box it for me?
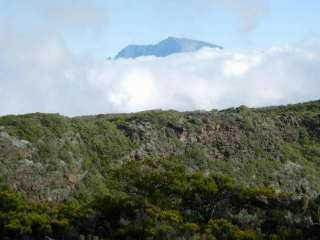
[1,0,320,57]
[0,0,320,115]
[101,0,320,54]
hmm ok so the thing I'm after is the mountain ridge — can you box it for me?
[114,36,223,59]
[1,100,320,239]
[1,100,320,202]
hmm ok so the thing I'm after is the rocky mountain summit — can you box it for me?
[0,100,320,202]
[114,37,222,59]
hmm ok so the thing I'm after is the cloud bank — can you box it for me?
[0,0,318,116]
[0,30,319,116]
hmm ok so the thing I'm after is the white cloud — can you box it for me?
[2,0,108,33]
[1,0,318,117]
[210,0,270,32]
[38,0,108,33]
[1,33,320,116]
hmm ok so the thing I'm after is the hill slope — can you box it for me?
[114,37,223,59]
[0,100,320,202]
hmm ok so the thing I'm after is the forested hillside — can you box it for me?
[0,100,320,239]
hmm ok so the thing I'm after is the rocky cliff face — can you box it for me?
[0,100,320,201]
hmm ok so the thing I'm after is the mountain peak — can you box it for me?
[115,37,222,59]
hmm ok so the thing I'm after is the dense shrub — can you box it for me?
[0,158,320,239]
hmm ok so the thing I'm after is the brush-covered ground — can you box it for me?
[0,100,320,239]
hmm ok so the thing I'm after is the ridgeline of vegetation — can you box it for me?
[0,100,320,239]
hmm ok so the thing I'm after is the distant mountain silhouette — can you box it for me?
[115,37,223,59]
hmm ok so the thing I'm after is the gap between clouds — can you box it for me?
[0,31,319,116]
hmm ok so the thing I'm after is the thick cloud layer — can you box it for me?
[0,30,319,116]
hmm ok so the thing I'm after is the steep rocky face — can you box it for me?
[0,100,320,201]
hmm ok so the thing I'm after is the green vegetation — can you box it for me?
[0,159,320,239]
[0,100,320,238]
